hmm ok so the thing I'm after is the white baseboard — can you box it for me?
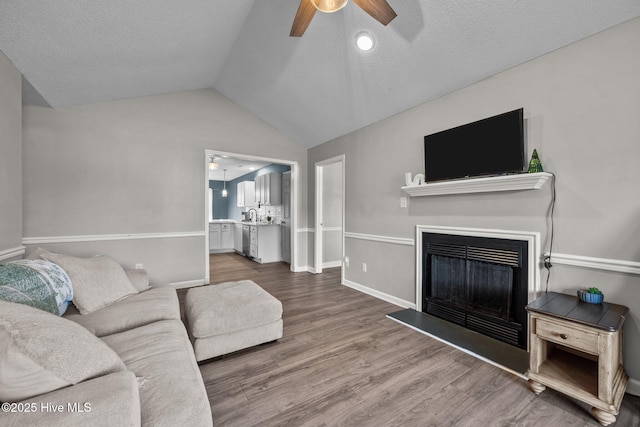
[292,265,315,273]
[627,377,640,397]
[322,260,342,269]
[209,248,235,254]
[342,278,415,309]
[293,264,340,273]
[0,245,26,262]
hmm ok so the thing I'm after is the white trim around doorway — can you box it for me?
[204,149,299,284]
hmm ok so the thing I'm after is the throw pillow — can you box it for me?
[0,260,74,315]
[0,300,126,402]
[125,268,150,292]
[25,247,53,261]
[39,252,138,315]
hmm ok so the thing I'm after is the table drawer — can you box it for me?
[534,316,598,354]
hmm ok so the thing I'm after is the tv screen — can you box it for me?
[424,108,524,182]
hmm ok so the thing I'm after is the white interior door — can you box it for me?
[314,155,345,275]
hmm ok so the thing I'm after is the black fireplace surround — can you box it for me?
[422,233,528,349]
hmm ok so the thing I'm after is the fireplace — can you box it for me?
[417,227,540,350]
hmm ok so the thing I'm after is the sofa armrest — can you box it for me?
[2,371,140,427]
[125,268,150,292]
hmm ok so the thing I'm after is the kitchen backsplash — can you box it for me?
[251,205,283,223]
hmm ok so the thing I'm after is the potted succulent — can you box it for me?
[577,287,604,304]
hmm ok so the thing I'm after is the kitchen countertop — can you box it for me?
[210,220,280,226]
[244,221,281,227]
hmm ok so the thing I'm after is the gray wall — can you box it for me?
[0,50,22,259]
[309,18,640,390]
[22,88,308,285]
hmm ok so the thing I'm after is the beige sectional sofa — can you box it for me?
[0,257,212,426]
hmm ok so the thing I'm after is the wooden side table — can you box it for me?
[526,292,629,426]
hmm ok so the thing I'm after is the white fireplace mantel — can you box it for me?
[402,172,552,197]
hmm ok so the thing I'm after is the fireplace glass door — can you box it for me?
[423,234,528,348]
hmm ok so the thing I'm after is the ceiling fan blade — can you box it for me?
[352,0,397,26]
[290,0,317,37]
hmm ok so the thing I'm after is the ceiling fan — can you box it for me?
[290,0,397,37]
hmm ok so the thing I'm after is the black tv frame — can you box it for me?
[424,108,524,182]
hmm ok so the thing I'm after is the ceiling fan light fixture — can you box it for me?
[311,0,348,13]
[356,32,375,51]
[209,156,219,170]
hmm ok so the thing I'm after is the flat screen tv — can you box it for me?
[424,108,524,182]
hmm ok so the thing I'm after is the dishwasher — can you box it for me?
[242,225,251,258]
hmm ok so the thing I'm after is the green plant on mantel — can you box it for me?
[587,287,602,294]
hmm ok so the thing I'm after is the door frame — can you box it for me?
[204,149,299,284]
[314,155,345,276]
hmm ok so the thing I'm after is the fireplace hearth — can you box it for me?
[421,232,529,348]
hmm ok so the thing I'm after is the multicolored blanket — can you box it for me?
[0,259,74,315]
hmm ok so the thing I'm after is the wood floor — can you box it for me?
[183,253,640,426]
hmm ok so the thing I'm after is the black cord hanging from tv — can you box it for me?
[544,173,556,293]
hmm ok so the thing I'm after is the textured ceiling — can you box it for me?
[1,1,639,148]
[207,156,271,181]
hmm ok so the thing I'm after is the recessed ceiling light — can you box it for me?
[356,32,375,51]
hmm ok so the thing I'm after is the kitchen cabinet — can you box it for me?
[249,224,282,263]
[254,173,282,206]
[209,224,221,252]
[281,171,291,264]
[209,222,233,253]
[255,175,264,205]
[249,225,257,259]
[236,181,255,207]
[220,223,232,249]
[233,223,243,253]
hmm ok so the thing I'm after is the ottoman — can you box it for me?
[185,280,283,361]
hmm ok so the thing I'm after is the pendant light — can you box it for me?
[222,169,228,198]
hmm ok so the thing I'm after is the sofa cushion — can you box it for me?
[0,301,126,402]
[40,251,138,314]
[0,259,73,315]
[4,371,140,427]
[102,320,213,427]
[64,287,180,337]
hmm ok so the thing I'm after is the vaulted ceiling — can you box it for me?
[1,1,639,148]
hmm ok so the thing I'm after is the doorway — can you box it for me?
[204,149,299,284]
[314,155,345,276]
